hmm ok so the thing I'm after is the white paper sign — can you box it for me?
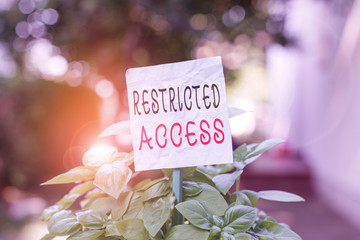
[126,56,233,171]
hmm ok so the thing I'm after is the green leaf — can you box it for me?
[94,160,132,199]
[105,221,122,237]
[134,177,168,192]
[213,170,242,195]
[228,107,246,118]
[183,181,203,198]
[183,166,197,177]
[185,182,228,216]
[210,215,224,227]
[41,166,97,185]
[123,192,144,219]
[233,144,248,169]
[143,195,171,236]
[254,220,302,240]
[142,180,170,202]
[230,190,259,207]
[89,197,115,214]
[98,120,131,138]
[247,139,284,159]
[67,229,105,240]
[258,190,305,202]
[175,200,212,230]
[221,231,236,240]
[111,191,133,220]
[199,164,235,176]
[208,225,222,240]
[76,209,108,229]
[56,182,94,210]
[116,218,150,240]
[165,224,209,240]
[234,233,254,240]
[42,205,61,221]
[40,234,55,240]
[185,169,216,188]
[48,210,81,236]
[224,205,256,233]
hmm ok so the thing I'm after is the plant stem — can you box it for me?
[236,175,240,192]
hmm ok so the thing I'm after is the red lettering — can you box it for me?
[139,126,153,150]
[170,123,182,147]
[185,121,197,146]
[200,120,211,145]
[155,124,167,148]
[213,118,225,144]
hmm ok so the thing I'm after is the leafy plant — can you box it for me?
[41,119,304,240]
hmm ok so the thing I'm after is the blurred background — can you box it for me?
[1,0,360,239]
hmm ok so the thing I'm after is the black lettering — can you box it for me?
[177,87,183,111]
[169,87,177,112]
[142,90,150,114]
[151,89,159,114]
[192,85,201,109]
[158,88,167,113]
[211,84,220,108]
[184,86,192,110]
[133,91,141,115]
[202,84,211,109]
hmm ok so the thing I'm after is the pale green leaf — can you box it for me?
[111,191,133,220]
[224,205,256,232]
[254,220,302,240]
[67,230,105,240]
[185,182,228,216]
[134,177,168,192]
[175,200,212,230]
[40,234,55,240]
[41,166,97,185]
[48,210,81,236]
[41,205,61,221]
[123,192,144,219]
[185,169,216,188]
[165,224,209,240]
[89,197,115,214]
[143,195,171,236]
[258,190,304,202]
[105,221,122,237]
[94,160,132,199]
[230,190,259,207]
[213,170,242,195]
[76,209,108,229]
[208,225,222,240]
[116,218,150,240]
[56,182,94,210]
[98,120,131,138]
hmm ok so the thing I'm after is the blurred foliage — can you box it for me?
[0,0,287,190]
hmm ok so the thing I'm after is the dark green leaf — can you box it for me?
[210,215,224,227]
[254,220,302,240]
[224,205,256,233]
[116,219,150,240]
[230,190,259,207]
[185,182,228,216]
[213,170,242,195]
[165,224,209,240]
[76,209,108,229]
[208,225,222,240]
[142,180,170,202]
[185,169,216,188]
[143,195,171,237]
[175,200,212,230]
[183,181,202,197]
[258,190,304,202]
